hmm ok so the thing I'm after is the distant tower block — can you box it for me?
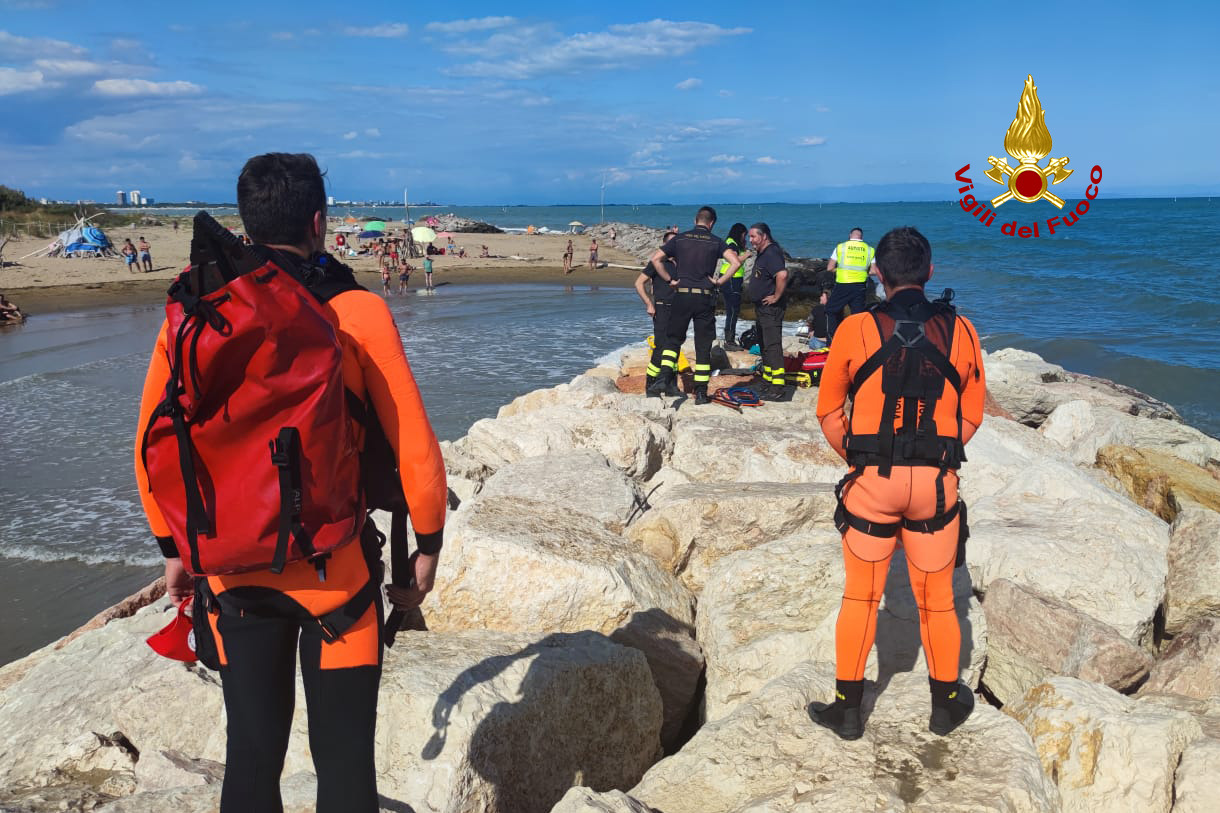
[130,190,142,206]
[116,190,127,206]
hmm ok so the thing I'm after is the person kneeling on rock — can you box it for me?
[811,226,986,740]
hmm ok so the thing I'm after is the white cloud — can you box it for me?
[342,23,409,38]
[0,67,59,95]
[816,105,830,113]
[675,77,701,91]
[364,127,381,137]
[426,16,516,33]
[710,154,744,164]
[111,38,141,51]
[342,131,358,140]
[448,20,750,79]
[796,136,827,147]
[723,168,743,179]
[719,89,732,97]
[271,31,295,41]
[338,150,385,159]
[92,79,204,97]
[756,156,788,165]
[33,58,105,76]
[0,30,87,60]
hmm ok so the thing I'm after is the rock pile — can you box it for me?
[1,343,1218,812]
[431,213,504,234]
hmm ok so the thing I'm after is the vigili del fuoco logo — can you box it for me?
[955,75,1103,238]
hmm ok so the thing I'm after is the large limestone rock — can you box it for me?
[461,406,670,479]
[666,414,843,485]
[377,630,663,812]
[961,419,1169,644]
[1142,618,1220,701]
[1039,399,1220,468]
[1006,678,1202,813]
[551,787,659,813]
[632,664,1060,813]
[984,348,1181,426]
[1164,502,1220,635]
[428,497,698,750]
[478,450,642,532]
[698,536,985,721]
[981,579,1153,705]
[0,608,664,813]
[1173,738,1220,813]
[92,773,322,813]
[1095,445,1220,521]
[496,375,621,419]
[625,482,838,592]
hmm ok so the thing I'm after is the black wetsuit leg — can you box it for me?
[647,301,671,377]
[722,276,743,342]
[825,281,867,340]
[299,606,383,813]
[218,612,299,813]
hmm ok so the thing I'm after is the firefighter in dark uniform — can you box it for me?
[645,206,741,404]
[635,229,679,392]
[746,222,790,400]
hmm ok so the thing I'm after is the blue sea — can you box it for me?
[2,197,1217,664]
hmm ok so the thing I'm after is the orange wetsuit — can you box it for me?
[135,258,446,811]
[816,288,984,682]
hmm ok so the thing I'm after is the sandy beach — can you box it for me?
[1,222,645,313]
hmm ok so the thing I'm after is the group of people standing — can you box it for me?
[373,236,434,294]
[121,236,153,272]
[634,207,987,744]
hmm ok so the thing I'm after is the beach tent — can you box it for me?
[568,221,584,233]
[41,215,116,258]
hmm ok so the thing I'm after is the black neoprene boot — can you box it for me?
[929,678,974,736]
[809,679,864,740]
[693,386,710,405]
[664,370,681,396]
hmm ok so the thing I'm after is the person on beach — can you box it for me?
[588,238,598,270]
[135,152,448,812]
[398,262,413,294]
[335,231,346,255]
[811,226,984,741]
[0,293,24,324]
[746,223,789,401]
[563,240,574,273]
[121,238,137,270]
[719,223,749,349]
[380,262,392,296]
[825,227,879,342]
[424,255,434,290]
[138,236,152,272]
[635,231,678,392]
[646,206,741,404]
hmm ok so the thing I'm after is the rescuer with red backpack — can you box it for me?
[811,226,985,741]
[135,153,448,812]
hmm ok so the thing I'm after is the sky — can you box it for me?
[1,0,1218,205]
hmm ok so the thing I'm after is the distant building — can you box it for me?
[116,190,127,206]
[144,197,155,206]
[129,190,142,206]
[327,195,335,206]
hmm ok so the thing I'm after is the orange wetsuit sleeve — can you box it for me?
[134,320,176,555]
[329,290,448,552]
[954,315,986,444]
[816,313,873,461]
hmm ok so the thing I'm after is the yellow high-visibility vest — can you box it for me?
[834,239,874,284]
[717,237,745,279]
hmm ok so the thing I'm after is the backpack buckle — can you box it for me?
[893,320,926,347]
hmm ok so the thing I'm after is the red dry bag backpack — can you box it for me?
[140,212,363,576]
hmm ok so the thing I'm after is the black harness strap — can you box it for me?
[269,427,304,575]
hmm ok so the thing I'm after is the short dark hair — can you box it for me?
[749,222,772,240]
[237,153,327,245]
[875,226,931,288]
[850,227,863,237]
[696,206,717,225]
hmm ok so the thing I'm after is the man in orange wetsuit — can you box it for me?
[812,226,985,739]
[135,153,448,811]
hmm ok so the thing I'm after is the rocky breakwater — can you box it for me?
[430,213,504,234]
[3,342,1220,812]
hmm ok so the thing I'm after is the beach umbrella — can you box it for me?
[344,215,358,224]
[568,221,584,227]
[358,230,384,239]
[411,226,437,243]
[364,220,387,232]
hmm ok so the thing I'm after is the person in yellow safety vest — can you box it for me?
[718,223,750,349]
[824,227,879,341]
